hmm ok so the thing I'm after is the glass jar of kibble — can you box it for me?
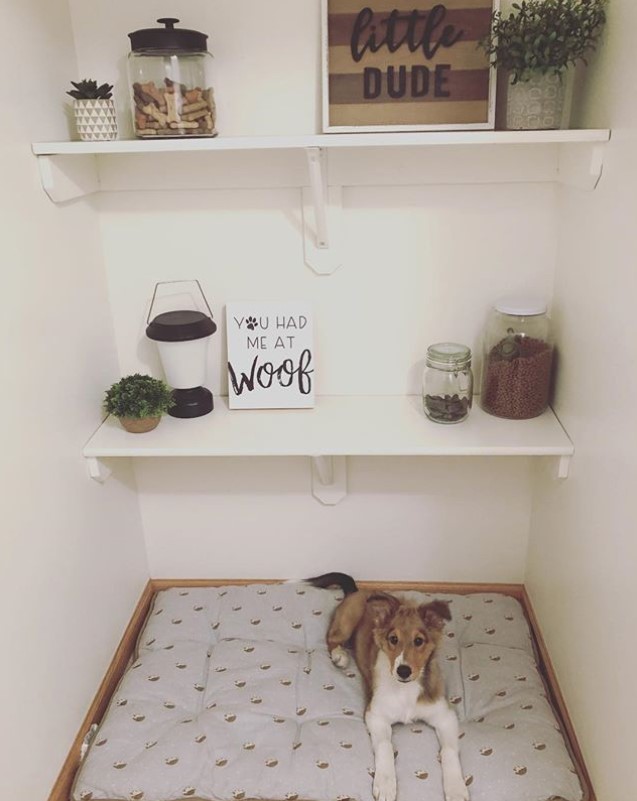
[128,18,217,139]
[481,297,554,419]
[423,343,474,424]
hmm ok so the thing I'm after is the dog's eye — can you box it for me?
[388,635,399,646]
[414,637,425,647]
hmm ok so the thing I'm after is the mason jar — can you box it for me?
[128,18,217,139]
[423,343,473,424]
[481,297,554,419]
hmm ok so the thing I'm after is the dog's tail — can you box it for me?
[306,572,358,596]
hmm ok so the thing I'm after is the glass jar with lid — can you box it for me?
[481,296,554,419]
[128,18,217,139]
[423,343,474,424]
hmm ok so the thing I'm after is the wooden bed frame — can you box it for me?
[48,580,595,801]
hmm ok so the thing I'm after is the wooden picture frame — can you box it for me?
[322,0,498,132]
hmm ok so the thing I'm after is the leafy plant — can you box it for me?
[67,79,114,100]
[104,374,174,419]
[479,0,607,84]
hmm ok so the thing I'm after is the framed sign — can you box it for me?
[226,303,315,409]
[322,0,497,132]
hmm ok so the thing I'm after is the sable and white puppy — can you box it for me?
[312,574,468,801]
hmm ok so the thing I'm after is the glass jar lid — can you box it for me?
[128,18,208,53]
[494,295,548,317]
[426,342,472,370]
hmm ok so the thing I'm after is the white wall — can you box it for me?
[526,3,637,800]
[66,0,559,581]
[9,0,628,799]
[0,1,148,799]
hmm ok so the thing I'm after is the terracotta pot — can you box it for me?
[119,416,161,433]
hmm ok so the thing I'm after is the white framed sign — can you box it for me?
[226,302,315,409]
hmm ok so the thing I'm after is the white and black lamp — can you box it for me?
[146,280,217,418]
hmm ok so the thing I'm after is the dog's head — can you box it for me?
[367,594,451,683]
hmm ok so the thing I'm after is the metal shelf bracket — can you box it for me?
[311,455,347,505]
[558,141,607,191]
[557,454,571,480]
[302,147,343,274]
[37,154,100,203]
[86,457,112,483]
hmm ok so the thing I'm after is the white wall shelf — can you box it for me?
[32,130,609,274]
[32,129,611,156]
[83,395,574,504]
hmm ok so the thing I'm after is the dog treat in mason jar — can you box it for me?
[424,393,472,424]
[422,344,473,425]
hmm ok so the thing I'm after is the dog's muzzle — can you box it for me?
[396,664,412,682]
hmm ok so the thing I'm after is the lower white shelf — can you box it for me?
[83,396,573,502]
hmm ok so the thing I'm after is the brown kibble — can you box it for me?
[483,336,553,419]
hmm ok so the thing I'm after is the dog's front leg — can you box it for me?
[365,710,396,801]
[420,699,468,801]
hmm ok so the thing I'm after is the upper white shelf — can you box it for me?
[33,129,610,156]
[84,395,572,458]
[33,129,610,274]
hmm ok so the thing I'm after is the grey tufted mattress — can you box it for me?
[73,584,584,801]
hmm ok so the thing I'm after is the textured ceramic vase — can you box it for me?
[73,98,118,141]
[506,72,566,130]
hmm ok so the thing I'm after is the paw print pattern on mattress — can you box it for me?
[73,585,584,801]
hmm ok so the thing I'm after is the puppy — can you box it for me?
[314,576,468,801]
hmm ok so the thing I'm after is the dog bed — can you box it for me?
[73,584,584,801]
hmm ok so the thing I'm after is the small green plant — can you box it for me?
[67,79,114,100]
[104,374,174,419]
[480,0,607,84]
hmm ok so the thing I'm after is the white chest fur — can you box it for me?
[369,652,423,724]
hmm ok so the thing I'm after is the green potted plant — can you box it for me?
[480,0,607,130]
[104,374,174,433]
[67,79,118,141]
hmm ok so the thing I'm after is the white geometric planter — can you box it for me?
[73,99,118,142]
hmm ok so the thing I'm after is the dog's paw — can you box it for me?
[372,767,396,801]
[330,646,350,669]
[444,779,470,801]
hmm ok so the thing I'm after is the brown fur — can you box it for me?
[327,590,451,703]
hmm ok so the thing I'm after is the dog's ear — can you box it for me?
[418,600,451,631]
[366,593,400,627]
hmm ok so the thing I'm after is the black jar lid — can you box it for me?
[129,18,208,53]
[146,310,217,342]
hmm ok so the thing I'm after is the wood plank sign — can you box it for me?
[322,0,497,131]
[226,302,315,409]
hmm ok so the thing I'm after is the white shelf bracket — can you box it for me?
[311,456,347,505]
[558,141,606,191]
[302,147,343,274]
[37,154,100,203]
[86,457,112,483]
[557,454,571,480]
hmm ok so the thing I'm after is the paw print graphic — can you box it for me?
[246,316,258,331]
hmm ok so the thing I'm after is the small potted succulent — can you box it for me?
[104,374,174,433]
[480,0,607,130]
[67,79,118,141]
